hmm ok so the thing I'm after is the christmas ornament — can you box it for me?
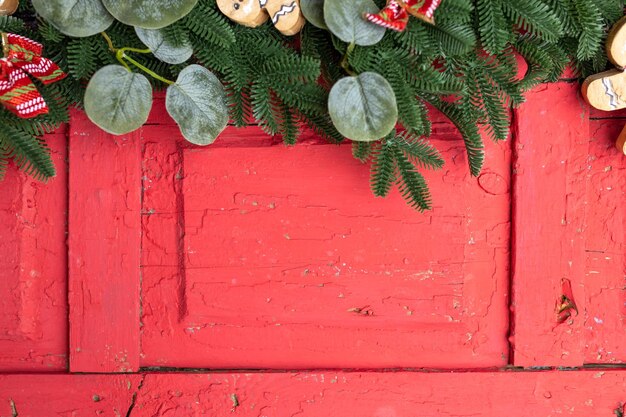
[216,0,305,36]
[582,17,626,155]
[0,33,66,118]
[364,0,441,32]
[0,0,18,16]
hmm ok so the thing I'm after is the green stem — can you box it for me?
[119,46,152,55]
[100,32,115,52]
[123,53,175,85]
[340,42,357,76]
[114,49,132,72]
[100,31,174,85]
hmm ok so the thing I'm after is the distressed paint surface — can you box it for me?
[68,110,142,372]
[140,112,512,368]
[584,117,625,364]
[512,82,626,366]
[0,133,67,372]
[0,83,624,417]
[2,371,626,416]
[0,374,140,416]
[512,82,589,366]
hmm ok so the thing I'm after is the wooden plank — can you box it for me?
[0,374,140,417]
[2,371,626,416]
[583,118,625,364]
[511,82,590,366]
[0,133,68,372]
[140,120,512,369]
[68,110,142,372]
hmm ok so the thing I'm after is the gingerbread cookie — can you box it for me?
[216,0,269,28]
[606,16,626,68]
[0,0,19,16]
[263,1,305,36]
[582,69,626,112]
[217,0,305,36]
[582,17,626,156]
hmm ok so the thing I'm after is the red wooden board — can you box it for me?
[512,82,626,367]
[68,111,142,372]
[2,79,625,417]
[2,370,626,416]
[137,103,512,368]
[0,133,67,372]
[584,117,625,364]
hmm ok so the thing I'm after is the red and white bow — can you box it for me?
[364,0,442,32]
[0,33,66,118]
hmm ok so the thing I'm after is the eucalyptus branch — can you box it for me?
[122,54,174,85]
[340,42,357,76]
[100,31,174,84]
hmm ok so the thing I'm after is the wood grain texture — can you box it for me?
[512,82,626,367]
[2,371,626,416]
[0,133,68,372]
[584,118,625,364]
[140,116,512,369]
[68,110,142,372]
[512,82,590,366]
[0,374,141,417]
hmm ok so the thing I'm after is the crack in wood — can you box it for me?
[9,399,18,417]
[124,376,145,417]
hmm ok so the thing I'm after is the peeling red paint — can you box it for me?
[0,83,624,412]
[2,371,626,417]
[512,82,625,367]
[137,114,511,369]
[68,110,142,373]
[0,133,67,372]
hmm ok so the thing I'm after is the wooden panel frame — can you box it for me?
[139,110,512,369]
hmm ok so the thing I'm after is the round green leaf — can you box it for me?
[324,0,385,46]
[328,72,397,142]
[84,65,153,135]
[301,0,327,29]
[32,0,113,37]
[135,27,193,64]
[166,65,229,146]
[102,0,198,29]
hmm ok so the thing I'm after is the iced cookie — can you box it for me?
[263,0,305,36]
[216,0,269,27]
[582,69,626,112]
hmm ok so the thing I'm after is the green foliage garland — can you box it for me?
[0,0,623,210]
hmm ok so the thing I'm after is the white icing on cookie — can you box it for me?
[271,1,297,24]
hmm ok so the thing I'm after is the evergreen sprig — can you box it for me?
[0,0,623,209]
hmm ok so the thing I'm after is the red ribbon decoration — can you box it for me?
[0,33,67,119]
[364,0,442,32]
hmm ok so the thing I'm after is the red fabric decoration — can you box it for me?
[364,0,442,32]
[0,33,66,119]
